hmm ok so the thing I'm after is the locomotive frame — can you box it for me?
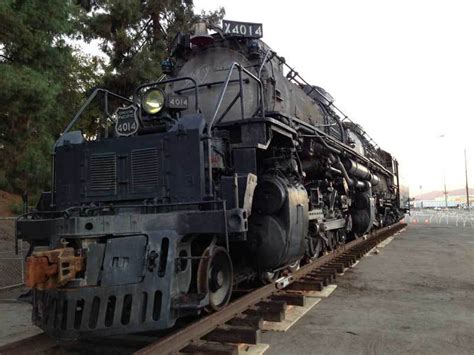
[16,20,407,340]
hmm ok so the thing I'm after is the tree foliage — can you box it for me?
[0,0,224,197]
[0,0,94,195]
[82,0,224,96]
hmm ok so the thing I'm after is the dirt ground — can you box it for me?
[0,190,21,217]
[0,217,15,243]
[262,224,474,354]
[0,190,20,247]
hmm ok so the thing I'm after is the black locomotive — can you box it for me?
[17,20,406,339]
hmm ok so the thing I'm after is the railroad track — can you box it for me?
[0,222,406,355]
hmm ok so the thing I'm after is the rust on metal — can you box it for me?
[25,247,84,289]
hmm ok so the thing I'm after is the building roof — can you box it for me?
[414,188,474,200]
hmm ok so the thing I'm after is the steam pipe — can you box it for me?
[335,156,354,187]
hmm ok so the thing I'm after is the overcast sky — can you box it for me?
[195,0,474,196]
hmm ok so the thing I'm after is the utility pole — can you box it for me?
[465,149,470,208]
[444,176,448,208]
[437,134,448,209]
[419,185,423,209]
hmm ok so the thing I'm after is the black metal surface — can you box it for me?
[16,20,408,343]
[53,114,205,210]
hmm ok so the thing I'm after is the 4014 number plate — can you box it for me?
[223,20,263,38]
[167,95,188,109]
[114,105,139,137]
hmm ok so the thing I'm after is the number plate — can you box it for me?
[223,20,263,38]
[167,95,188,110]
[114,105,139,137]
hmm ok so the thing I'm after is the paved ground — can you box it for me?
[262,224,474,354]
[1,223,472,353]
[0,299,42,347]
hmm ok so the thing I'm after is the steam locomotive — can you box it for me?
[16,20,407,339]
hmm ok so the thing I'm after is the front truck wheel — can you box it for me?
[197,246,233,312]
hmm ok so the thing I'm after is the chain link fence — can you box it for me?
[0,217,29,290]
[1,209,471,289]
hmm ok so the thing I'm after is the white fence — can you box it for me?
[1,209,472,290]
[404,209,474,228]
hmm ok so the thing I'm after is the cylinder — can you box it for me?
[343,159,371,180]
[342,158,379,186]
[370,174,380,186]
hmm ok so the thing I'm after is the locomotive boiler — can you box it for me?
[16,20,406,339]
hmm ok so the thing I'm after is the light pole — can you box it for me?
[438,134,448,209]
[465,149,470,208]
[419,185,423,209]
[443,176,448,208]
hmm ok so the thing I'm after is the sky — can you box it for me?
[195,0,474,196]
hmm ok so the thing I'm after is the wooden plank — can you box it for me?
[227,315,263,329]
[237,343,269,355]
[303,275,329,286]
[261,298,321,332]
[256,300,288,312]
[287,284,337,299]
[378,236,394,248]
[350,260,360,268]
[244,308,285,323]
[287,280,323,291]
[204,326,260,345]
[271,293,306,307]
[181,341,239,355]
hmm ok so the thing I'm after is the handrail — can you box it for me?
[271,51,381,150]
[50,89,132,207]
[206,62,266,197]
[173,79,250,95]
[208,62,265,131]
[57,88,133,148]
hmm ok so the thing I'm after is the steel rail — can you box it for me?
[136,222,405,355]
[0,222,405,355]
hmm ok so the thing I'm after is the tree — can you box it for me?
[0,0,224,197]
[81,0,224,96]
[0,0,96,195]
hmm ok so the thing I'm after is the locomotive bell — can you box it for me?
[190,22,214,47]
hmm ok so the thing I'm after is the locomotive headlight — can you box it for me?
[142,89,165,114]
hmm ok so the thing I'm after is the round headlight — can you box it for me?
[142,89,165,114]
